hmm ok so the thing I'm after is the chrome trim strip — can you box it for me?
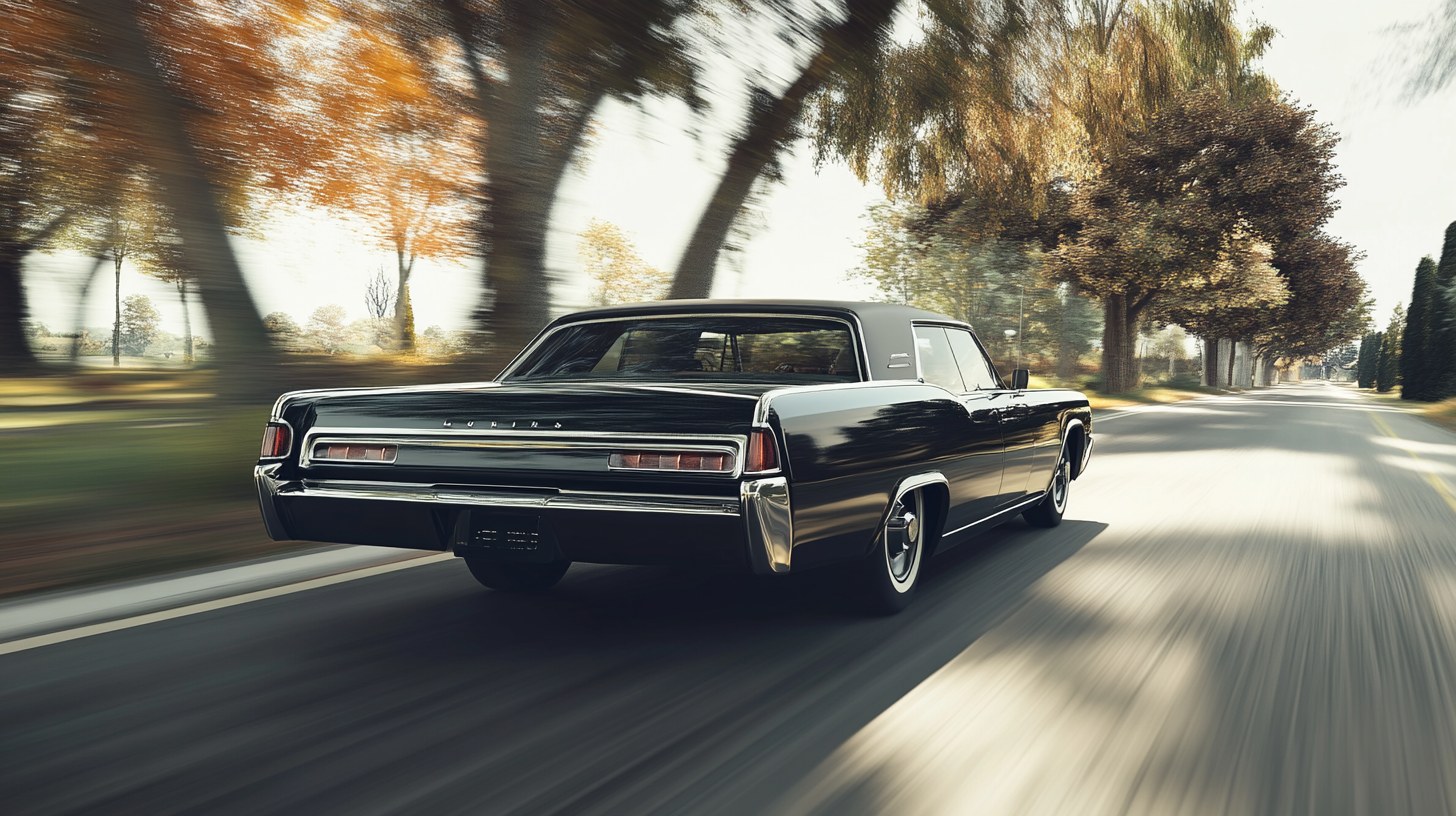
[298,428,748,477]
[613,385,761,400]
[895,471,948,495]
[941,493,1044,540]
[743,477,793,574]
[272,381,501,421]
[496,312,870,384]
[254,464,292,540]
[268,477,743,516]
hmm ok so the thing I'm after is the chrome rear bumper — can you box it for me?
[254,466,795,575]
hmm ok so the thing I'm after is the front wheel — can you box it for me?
[1023,452,1070,528]
[464,558,571,592]
[854,488,927,614]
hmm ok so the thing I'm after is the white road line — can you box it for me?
[0,553,454,657]
[1096,395,1408,421]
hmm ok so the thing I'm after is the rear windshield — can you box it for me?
[505,316,862,383]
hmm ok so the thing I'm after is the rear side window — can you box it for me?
[945,328,1001,390]
[506,316,861,383]
[913,326,965,392]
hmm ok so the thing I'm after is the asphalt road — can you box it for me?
[4,382,1455,815]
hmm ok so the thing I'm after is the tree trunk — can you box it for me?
[1101,293,1139,393]
[669,0,901,298]
[0,250,39,374]
[1226,340,1237,390]
[177,279,193,364]
[80,1,278,386]
[112,253,123,367]
[1202,336,1219,388]
[394,249,415,352]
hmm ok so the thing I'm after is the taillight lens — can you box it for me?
[745,429,778,473]
[609,451,734,472]
[260,423,291,458]
[312,443,398,463]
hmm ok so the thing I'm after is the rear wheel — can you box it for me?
[1023,451,1070,528]
[855,488,927,614]
[464,558,571,592]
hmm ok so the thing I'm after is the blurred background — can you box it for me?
[3,0,1455,597]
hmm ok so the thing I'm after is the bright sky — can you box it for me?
[21,0,1456,344]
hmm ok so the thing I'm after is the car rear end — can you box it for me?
[255,381,787,571]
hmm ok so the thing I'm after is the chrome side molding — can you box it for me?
[743,477,793,574]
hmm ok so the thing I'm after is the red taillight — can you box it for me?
[312,443,398,463]
[746,429,778,473]
[260,423,291,458]
[609,451,734,472]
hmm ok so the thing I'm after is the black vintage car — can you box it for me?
[255,300,1093,612]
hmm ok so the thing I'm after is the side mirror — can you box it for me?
[1011,369,1030,390]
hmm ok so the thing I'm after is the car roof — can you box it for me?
[550,299,963,327]
[542,299,976,383]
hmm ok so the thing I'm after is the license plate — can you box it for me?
[468,512,541,553]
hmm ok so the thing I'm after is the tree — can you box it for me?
[1431,221,1456,399]
[364,265,396,347]
[1151,325,1188,375]
[1401,256,1438,400]
[669,0,901,299]
[263,311,301,349]
[1357,332,1378,389]
[1046,91,1341,392]
[1250,231,1369,377]
[68,0,293,384]
[258,2,479,353]
[306,304,350,355]
[436,0,702,369]
[1376,306,1404,393]
[118,293,161,356]
[578,219,669,306]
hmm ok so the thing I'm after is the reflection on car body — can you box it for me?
[255,300,1093,613]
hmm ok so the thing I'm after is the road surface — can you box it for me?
[3,382,1455,815]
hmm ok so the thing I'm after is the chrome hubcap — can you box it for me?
[1052,459,1069,511]
[885,492,922,583]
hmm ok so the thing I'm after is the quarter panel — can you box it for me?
[771,383,998,568]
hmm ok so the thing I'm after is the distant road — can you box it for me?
[4,382,1455,815]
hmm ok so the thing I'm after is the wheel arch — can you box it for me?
[877,471,949,558]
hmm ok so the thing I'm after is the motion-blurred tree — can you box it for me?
[1400,256,1438,400]
[263,312,302,349]
[259,1,478,353]
[436,0,702,369]
[669,0,902,299]
[67,0,297,384]
[1357,332,1378,389]
[1431,221,1456,399]
[1376,306,1404,393]
[578,219,669,306]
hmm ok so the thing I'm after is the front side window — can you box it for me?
[506,316,861,383]
[913,326,965,391]
[945,328,1002,390]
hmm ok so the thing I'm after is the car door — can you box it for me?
[913,326,1006,530]
[940,327,1035,507]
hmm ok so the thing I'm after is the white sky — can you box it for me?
[21,0,1456,342]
